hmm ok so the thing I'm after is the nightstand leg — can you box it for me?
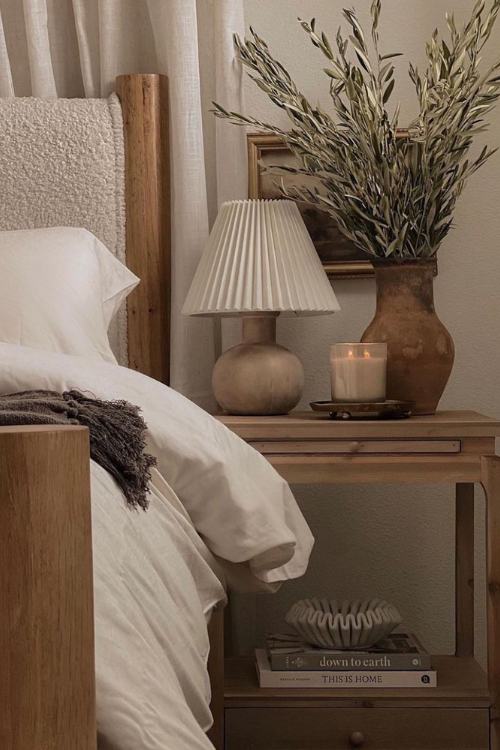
[481,456,500,750]
[207,605,225,750]
[455,483,475,657]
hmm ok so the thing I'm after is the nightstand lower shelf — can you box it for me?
[225,656,491,749]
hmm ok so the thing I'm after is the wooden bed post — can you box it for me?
[0,426,96,750]
[116,73,171,385]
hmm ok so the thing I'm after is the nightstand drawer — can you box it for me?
[224,707,489,749]
[249,440,462,455]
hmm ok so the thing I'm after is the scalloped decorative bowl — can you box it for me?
[285,598,402,650]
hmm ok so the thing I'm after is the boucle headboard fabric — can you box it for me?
[0,94,128,364]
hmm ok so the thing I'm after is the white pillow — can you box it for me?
[0,227,138,361]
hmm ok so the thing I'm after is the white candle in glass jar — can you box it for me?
[330,343,387,402]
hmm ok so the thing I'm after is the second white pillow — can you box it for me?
[0,226,138,361]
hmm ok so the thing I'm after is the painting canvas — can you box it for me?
[247,133,374,278]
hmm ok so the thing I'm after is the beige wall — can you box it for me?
[228,0,500,665]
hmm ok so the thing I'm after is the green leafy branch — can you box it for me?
[213,0,500,261]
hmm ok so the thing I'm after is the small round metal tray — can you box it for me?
[310,400,415,420]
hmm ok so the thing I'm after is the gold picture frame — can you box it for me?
[247,132,436,280]
[247,133,374,278]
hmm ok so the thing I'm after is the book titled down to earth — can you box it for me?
[257,631,437,689]
[265,632,431,671]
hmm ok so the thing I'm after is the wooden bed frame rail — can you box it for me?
[0,426,95,749]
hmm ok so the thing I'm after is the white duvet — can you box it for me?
[92,465,224,749]
[0,343,314,749]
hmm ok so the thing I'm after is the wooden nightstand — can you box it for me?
[217,411,500,750]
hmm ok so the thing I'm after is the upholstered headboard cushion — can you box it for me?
[0,94,128,363]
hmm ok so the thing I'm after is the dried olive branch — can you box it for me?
[213,0,500,261]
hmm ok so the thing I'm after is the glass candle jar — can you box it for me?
[330,343,387,402]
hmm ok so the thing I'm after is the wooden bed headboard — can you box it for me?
[116,74,171,385]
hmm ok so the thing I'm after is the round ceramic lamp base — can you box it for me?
[213,313,304,416]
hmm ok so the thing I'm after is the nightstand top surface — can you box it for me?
[216,410,500,440]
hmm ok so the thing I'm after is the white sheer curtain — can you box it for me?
[0,0,247,407]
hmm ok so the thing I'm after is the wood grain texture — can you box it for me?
[461,438,497,454]
[249,439,462,454]
[0,426,95,750]
[225,706,489,749]
[217,411,500,439]
[207,606,225,750]
[263,454,483,485]
[116,73,171,384]
[217,412,499,484]
[481,455,500,750]
[456,483,475,658]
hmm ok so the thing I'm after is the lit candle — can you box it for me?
[330,343,387,402]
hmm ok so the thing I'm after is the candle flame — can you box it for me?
[364,351,371,359]
[348,350,354,358]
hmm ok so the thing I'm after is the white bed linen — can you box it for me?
[0,342,315,748]
[92,463,224,749]
[0,342,314,585]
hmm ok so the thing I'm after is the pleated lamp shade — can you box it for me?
[182,200,340,316]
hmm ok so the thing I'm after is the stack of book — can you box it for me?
[256,631,436,688]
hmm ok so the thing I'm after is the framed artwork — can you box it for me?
[247,133,374,278]
[247,132,435,279]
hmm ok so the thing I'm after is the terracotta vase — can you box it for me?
[361,262,454,415]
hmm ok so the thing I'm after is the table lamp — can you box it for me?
[182,199,340,415]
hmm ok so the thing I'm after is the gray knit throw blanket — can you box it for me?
[0,390,156,510]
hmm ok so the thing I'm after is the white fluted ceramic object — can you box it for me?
[286,598,402,650]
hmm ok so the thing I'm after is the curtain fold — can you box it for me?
[0,10,13,95]
[22,0,57,95]
[215,0,247,206]
[71,0,100,96]
[0,0,246,407]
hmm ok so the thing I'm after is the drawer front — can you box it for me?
[249,440,462,455]
[225,707,489,749]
